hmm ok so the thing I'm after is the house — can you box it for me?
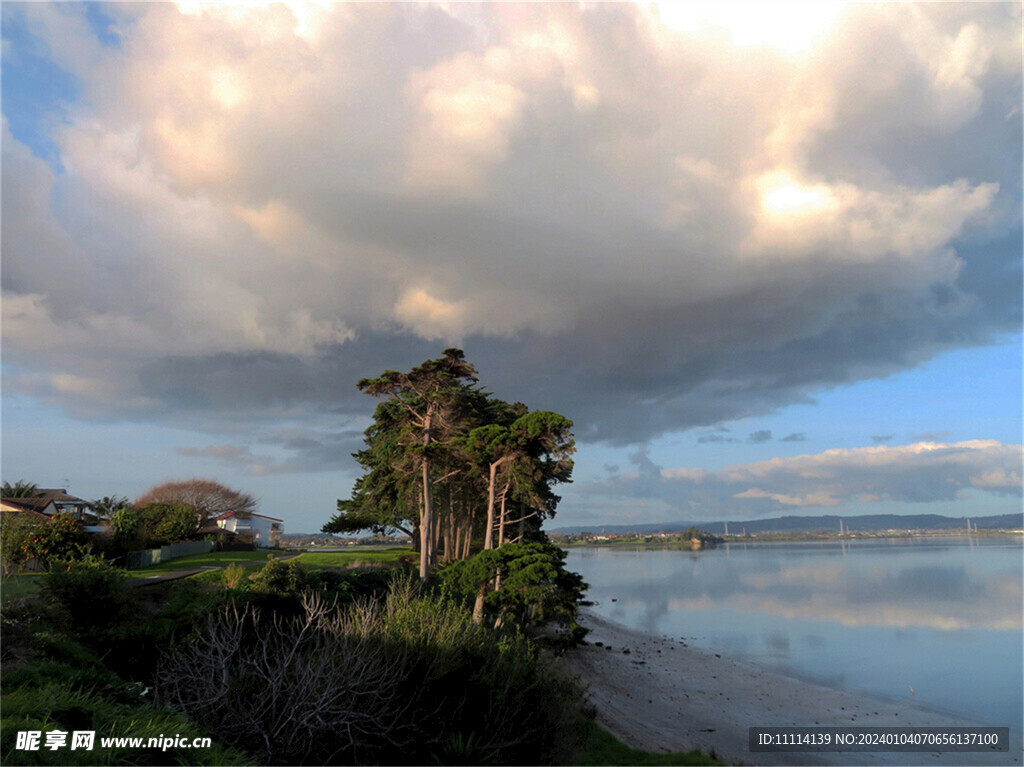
[214,511,284,547]
[37,489,91,519]
[0,497,58,520]
[1,491,106,533]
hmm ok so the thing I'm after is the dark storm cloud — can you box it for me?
[2,2,1020,453]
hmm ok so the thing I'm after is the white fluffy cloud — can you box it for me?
[2,2,1020,445]
[590,440,1022,515]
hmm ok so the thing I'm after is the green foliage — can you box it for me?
[0,679,248,765]
[1,480,43,498]
[1,574,44,603]
[19,514,87,571]
[331,349,577,582]
[159,581,585,765]
[440,541,588,632]
[0,587,246,766]
[109,506,142,550]
[248,556,310,595]
[1,516,43,575]
[39,558,134,632]
[88,496,131,520]
[136,502,197,546]
[221,561,246,588]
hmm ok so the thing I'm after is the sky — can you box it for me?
[2,2,1021,533]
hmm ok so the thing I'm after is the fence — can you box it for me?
[126,540,214,570]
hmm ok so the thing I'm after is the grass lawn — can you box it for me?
[0,573,44,603]
[131,548,413,584]
[574,723,723,766]
[130,550,288,577]
[295,548,413,571]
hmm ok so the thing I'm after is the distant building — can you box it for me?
[37,489,91,519]
[214,511,284,547]
[0,497,57,520]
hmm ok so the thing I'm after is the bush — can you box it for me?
[1,515,44,575]
[439,541,588,635]
[221,562,246,589]
[248,556,309,595]
[17,514,87,571]
[136,503,197,547]
[39,559,134,632]
[157,582,586,765]
[0,680,248,766]
[109,506,142,551]
[0,592,247,767]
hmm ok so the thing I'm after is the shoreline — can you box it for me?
[562,609,1022,766]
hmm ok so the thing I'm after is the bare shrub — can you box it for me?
[155,593,416,764]
[134,479,256,526]
[157,582,586,765]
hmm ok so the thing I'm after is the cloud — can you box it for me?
[910,431,952,442]
[176,428,365,476]
[872,434,895,444]
[2,3,1020,451]
[697,434,738,444]
[581,440,1023,515]
[628,446,663,477]
[780,432,807,442]
[748,429,773,444]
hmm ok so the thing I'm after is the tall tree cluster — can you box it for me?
[323,349,575,580]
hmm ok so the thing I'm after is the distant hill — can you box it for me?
[549,512,1023,536]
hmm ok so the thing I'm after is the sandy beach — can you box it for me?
[562,609,1022,766]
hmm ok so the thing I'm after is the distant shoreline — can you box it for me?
[562,609,1023,766]
[560,530,1024,548]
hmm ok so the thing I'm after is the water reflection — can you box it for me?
[572,539,1021,631]
[566,537,1023,727]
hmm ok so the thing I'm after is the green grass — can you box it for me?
[294,548,413,570]
[574,723,723,766]
[0,574,44,603]
[130,550,287,576]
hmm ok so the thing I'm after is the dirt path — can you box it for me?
[561,610,1021,766]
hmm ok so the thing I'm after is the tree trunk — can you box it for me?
[497,491,508,547]
[419,412,433,580]
[472,586,486,624]
[432,513,441,563]
[462,506,473,560]
[483,461,497,550]
[494,492,510,591]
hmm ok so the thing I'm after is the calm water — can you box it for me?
[566,537,1023,729]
